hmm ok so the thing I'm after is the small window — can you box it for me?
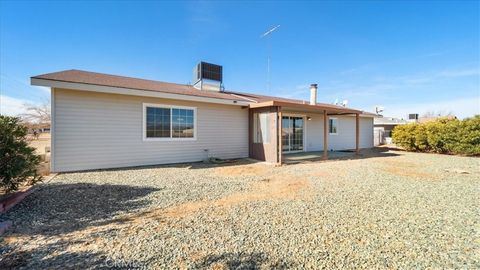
[253,112,270,143]
[144,104,196,140]
[329,118,338,134]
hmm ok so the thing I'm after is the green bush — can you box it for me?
[392,115,480,156]
[0,115,42,193]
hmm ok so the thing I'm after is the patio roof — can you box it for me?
[249,100,363,114]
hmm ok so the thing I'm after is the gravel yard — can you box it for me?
[1,149,479,269]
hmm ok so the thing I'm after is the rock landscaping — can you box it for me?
[0,149,478,269]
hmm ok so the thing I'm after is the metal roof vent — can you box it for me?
[192,62,223,92]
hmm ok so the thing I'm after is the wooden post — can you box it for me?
[355,113,360,154]
[323,110,328,159]
[278,107,283,164]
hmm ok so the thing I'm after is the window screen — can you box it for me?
[253,112,270,143]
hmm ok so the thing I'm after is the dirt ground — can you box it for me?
[26,133,51,176]
[1,148,479,269]
[28,133,51,155]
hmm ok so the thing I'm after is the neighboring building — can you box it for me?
[31,63,375,172]
[407,113,419,123]
[418,115,457,123]
[373,116,408,145]
[406,113,457,124]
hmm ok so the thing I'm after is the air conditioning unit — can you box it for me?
[192,62,223,92]
[408,113,419,120]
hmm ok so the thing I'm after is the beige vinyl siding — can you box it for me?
[303,112,325,151]
[285,112,373,151]
[53,88,248,172]
[327,116,373,150]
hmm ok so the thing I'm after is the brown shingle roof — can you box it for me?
[32,69,374,115]
[231,91,367,113]
[32,69,244,101]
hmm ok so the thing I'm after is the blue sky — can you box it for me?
[1,1,479,118]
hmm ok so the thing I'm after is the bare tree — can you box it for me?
[20,100,51,124]
[422,110,454,118]
[20,100,51,137]
[422,111,436,118]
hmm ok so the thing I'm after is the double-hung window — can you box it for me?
[144,103,196,140]
[329,117,338,135]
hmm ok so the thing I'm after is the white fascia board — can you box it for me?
[31,78,250,106]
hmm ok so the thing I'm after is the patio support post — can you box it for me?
[355,113,360,154]
[323,110,328,159]
[278,106,282,165]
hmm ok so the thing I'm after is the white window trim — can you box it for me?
[142,103,197,141]
[329,117,338,135]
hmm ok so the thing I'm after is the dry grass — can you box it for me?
[382,166,435,179]
[378,158,437,179]
[128,172,310,221]
[211,164,272,177]
[2,167,312,267]
[2,149,478,269]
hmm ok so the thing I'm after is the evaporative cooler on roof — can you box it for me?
[193,62,223,92]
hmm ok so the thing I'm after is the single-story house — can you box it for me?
[31,62,376,172]
[373,116,408,145]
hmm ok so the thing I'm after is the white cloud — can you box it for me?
[0,95,37,116]
[295,84,309,90]
[377,96,480,120]
[372,67,480,85]
[321,83,395,100]
[278,88,310,99]
[32,85,50,93]
[338,51,451,76]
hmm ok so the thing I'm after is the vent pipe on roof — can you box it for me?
[310,84,317,105]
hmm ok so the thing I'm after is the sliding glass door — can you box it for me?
[282,116,304,152]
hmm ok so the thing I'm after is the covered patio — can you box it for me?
[282,150,357,164]
[248,99,365,165]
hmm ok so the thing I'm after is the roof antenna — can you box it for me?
[261,25,280,94]
[375,105,384,115]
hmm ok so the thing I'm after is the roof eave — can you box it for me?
[249,100,363,114]
[31,77,251,106]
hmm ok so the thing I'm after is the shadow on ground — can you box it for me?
[52,148,404,175]
[283,147,401,165]
[193,252,293,269]
[62,158,260,173]
[2,183,160,235]
[0,245,109,270]
[0,183,159,269]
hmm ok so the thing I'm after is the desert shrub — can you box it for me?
[451,115,480,155]
[392,115,480,156]
[424,121,444,152]
[0,115,42,193]
[391,123,418,151]
[414,124,429,151]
